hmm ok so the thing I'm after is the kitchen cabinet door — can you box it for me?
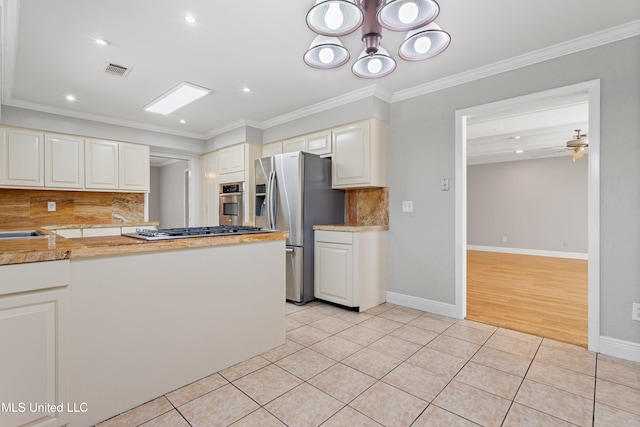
[0,126,44,187]
[85,138,119,190]
[261,141,283,158]
[199,151,219,226]
[119,142,150,192]
[218,144,245,174]
[331,119,387,189]
[314,239,353,307]
[45,133,84,189]
[282,137,305,153]
[0,287,69,427]
[305,130,332,156]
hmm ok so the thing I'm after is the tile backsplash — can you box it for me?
[345,187,389,226]
[0,188,145,226]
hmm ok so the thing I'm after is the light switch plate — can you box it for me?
[402,201,413,212]
[47,202,56,212]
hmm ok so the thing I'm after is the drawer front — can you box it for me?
[315,230,353,245]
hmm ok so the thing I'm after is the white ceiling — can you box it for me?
[1,0,639,156]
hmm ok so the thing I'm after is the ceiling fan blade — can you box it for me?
[532,149,567,158]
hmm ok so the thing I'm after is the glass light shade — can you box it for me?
[306,0,363,36]
[303,36,350,69]
[377,0,440,31]
[398,22,450,61]
[572,147,586,160]
[352,47,396,78]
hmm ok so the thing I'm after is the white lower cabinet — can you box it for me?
[314,229,386,311]
[0,261,70,427]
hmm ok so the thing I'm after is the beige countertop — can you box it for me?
[313,224,389,232]
[0,227,288,266]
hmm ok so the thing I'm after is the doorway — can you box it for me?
[454,80,601,352]
[148,154,195,228]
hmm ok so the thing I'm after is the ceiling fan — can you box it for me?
[534,129,589,161]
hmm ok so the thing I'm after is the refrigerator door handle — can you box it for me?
[268,171,277,230]
[285,247,294,253]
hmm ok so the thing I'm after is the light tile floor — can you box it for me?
[97,301,640,427]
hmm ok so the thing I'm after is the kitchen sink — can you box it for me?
[0,230,49,241]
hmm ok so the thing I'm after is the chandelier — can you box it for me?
[304,0,451,78]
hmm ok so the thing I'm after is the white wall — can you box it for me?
[467,156,588,253]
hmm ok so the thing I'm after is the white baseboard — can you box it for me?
[386,291,459,319]
[599,336,640,363]
[467,245,588,260]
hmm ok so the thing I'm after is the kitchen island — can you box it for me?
[0,230,287,427]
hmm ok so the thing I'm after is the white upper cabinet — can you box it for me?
[1,126,149,192]
[332,119,387,189]
[218,144,245,174]
[275,130,332,157]
[45,133,84,189]
[282,136,306,153]
[85,139,149,192]
[261,141,283,158]
[0,126,44,187]
[119,142,150,192]
[85,139,119,190]
[305,130,332,156]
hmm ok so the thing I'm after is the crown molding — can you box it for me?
[392,19,640,103]
[2,98,207,140]
[260,84,393,130]
[203,118,263,139]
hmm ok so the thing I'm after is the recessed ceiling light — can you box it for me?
[144,82,211,115]
[66,95,76,101]
[179,119,186,124]
[95,38,110,46]
[243,87,251,93]
[515,149,524,154]
[508,136,521,140]
[185,15,197,23]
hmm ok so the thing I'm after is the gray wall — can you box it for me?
[467,156,588,253]
[148,166,162,223]
[159,160,189,228]
[0,106,204,153]
[387,36,640,344]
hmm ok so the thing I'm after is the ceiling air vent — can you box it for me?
[104,63,131,77]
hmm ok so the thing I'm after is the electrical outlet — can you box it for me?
[441,178,450,191]
[47,202,56,212]
[502,236,507,243]
[402,201,413,212]
[632,302,640,321]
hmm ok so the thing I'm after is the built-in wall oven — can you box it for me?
[219,182,244,226]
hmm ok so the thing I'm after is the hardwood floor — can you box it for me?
[466,250,588,347]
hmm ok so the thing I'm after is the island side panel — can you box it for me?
[68,239,285,427]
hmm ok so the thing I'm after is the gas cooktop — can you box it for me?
[123,225,271,241]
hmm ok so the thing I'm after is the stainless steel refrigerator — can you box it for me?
[255,151,345,304]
